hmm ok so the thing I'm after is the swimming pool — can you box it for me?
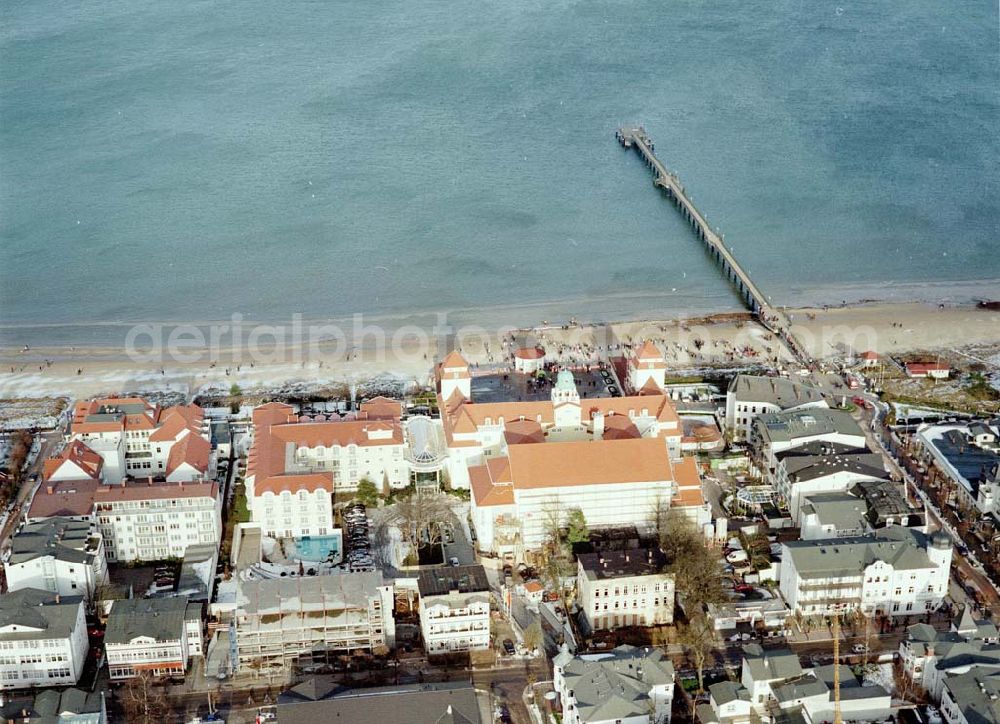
[295,534,343,563]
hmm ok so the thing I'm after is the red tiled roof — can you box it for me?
[165,432,211,476]
[507,438,672,489]
[27,479,99,520]
[514,346,545,360]
[504,419,546,445]
[43,440,103,481]
[469,458,515,507]
[94,479,217,504]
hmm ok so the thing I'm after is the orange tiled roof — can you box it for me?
[149,405,204,442]
[601,414,640,440]
[94,479,217,503]
[507,438,672,489]
[504,419,545,445]
[514,346,545,360]
[634,340,665,362]
[469,458,515,507]
[165,432,211,476]
[358,397,402,421]
[43,440,103,481]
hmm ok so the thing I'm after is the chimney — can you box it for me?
[46,484,54,494]
[54,594,60,604]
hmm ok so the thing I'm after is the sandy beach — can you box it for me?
[0,302,998,401]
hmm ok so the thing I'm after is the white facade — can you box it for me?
[94,482,222,562]
[725,375,828,442]
[577,551,675,632]
[553,644,674,724]
[778,467,885,521]
[233,573,394,675]
[253,487,333,539]
[779,530,952,618]
[4,520,109,599]
[105,598,198,681]
[0,590,88,691]
[419,592,490,654]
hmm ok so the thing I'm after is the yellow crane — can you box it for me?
[832,614,842,724]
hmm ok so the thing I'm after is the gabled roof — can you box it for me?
[506,438,673,489]
[439,350,469,369]
[469,457,515,507]
[43,440,103,481]
[165,431,211,475]
[149,404,204,442]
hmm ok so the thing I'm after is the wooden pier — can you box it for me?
[616,126,811,365]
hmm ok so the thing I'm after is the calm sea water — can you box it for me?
[1,0,998,347]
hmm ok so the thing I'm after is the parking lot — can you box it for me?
[343,503,375,572]
[468,366,618,403]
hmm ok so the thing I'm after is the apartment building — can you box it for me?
[4,518,108,598]
[67,398,212,482]
[438,354,684,489]
[553,644,675,724]
[233,572,394,675]
[245,402,408,537]
[779,528,952,619]
[773,442,889,519]
[105,597,202,681]
[899,606,1000,703]
[749,408,868,477]
[576,548,675,633]
[725,375,827,442]
[0,589,88,691]
[416,565,490,654]
[94,479,221,562]
[699,644,889,724]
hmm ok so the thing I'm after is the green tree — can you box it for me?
[229,383,242,397]
[355,478,380,508]
[565,508,589,545]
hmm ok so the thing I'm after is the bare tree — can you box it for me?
[523,621,543,653]
[121,671,168,722]
[660,509,726,614]
[392,491,453,560]
[679,613,717,693]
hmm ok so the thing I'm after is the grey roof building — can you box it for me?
[417,565,490,597]
[554,644,675,724]
[276,681,482,724]
[752,408,864,449]
[577,548,667,581]
[728,375,826,408]
[0,588,85,642]
[940,669,1000,724]
[104,596,193,645]
[0,688,106,724]
[3,517,108,598]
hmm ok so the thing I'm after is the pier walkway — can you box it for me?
[616,126,812,366]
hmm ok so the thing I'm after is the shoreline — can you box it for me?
[1,301,998,402]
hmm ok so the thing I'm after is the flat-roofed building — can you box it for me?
[576,548,674,633]
[774,443,888,520]
[416,565,490,654]
[276,681,483,724]
[0,589,88,690]
[4,518,108,598]
[233,572,394,675]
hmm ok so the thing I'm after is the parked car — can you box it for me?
[502,639,516,655]
[851,643,867,654]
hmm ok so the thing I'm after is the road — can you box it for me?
[0,429,63,549]
[857,392,1000,616]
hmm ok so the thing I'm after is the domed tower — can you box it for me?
[551,369,581,427]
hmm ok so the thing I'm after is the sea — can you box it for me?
[1,0,998,348]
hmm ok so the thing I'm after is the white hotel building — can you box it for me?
[0,589,89,691]
[779,528,952,619]
[417,566,491,654]
[4,518,108,598]
[105,597,202,681]
[245,401,408,539]
[437,348,684,490]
